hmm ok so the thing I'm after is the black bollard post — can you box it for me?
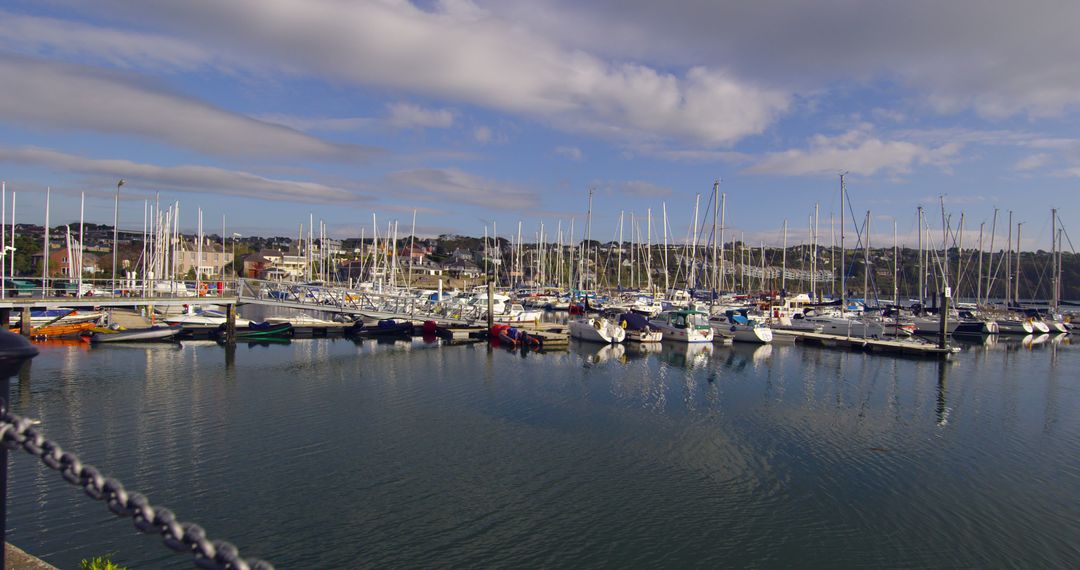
[0,330,39,570]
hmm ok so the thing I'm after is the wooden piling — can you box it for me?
[0,309,9,329]
[225,303,237,346]
[19,307,30,337]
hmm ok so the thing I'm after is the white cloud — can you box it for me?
[635,148,752,164]
[1014,153,1051,171]
[473,126,493,143]
[85,0,790,147]
[386,102,455,129]
[258,114,374,132]
[388,168,538,210]
[0,146,363,204]
[0,56,378,160]
[497,0,1080,119]
[554,146,583,161]
[746,128,961,177]
[0,9,222,72]
[616,180,672,198]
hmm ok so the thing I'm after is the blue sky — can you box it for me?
[0,0,1077,250]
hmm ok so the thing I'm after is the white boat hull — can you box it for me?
[569,318,626,343]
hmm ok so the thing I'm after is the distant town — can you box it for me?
[10,222,1077,302]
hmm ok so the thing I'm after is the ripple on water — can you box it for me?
[6,337,1080,568]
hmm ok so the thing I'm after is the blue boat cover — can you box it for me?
[620,312,650,331]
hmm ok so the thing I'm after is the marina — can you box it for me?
[2,3,1080,568]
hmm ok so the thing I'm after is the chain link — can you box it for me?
[0,411,274,570]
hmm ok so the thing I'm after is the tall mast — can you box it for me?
[955,213,965,298]
[646,208,653,292]
[581,188,593,291]
[918,206,924,305]
[662,202,670,293]
[976,221,984,305]
[617,211,624,289]
[893,218,898,305]
[719,193,726,292]
[630,212,636,289]
[8,192,14,280]
[839,173,846,312]
[829,212,835,298]
[1014,222,1023,304]
[689,193,700,289]
[986,208,998,304]
[863,210,870,307]
[711,180,719,293]
[407,209,417,288]
[1054,208,1062,310]
[79,192,85,298]
[939,195,949,291]
[1005,211,1012,306]
[42,187,50,296]
[781,218,788,295]
[813,203,820,299]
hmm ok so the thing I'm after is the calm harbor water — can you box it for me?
[6,334,1079,568]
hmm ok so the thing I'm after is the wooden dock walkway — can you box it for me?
[771,329,960,357]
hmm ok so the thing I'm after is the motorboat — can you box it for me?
[708,311,773,344]
[801,315,886,337]
[91,326,180,343]
[648,310,714,343]
[165,307,251,329]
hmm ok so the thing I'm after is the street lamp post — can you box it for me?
[231,233,242,279]
[111,179,124,295]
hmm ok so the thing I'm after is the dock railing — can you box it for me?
[0,277,241,304]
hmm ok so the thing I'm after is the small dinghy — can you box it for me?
[349,319,414,337]
[232,322,294,340]
[91,325,180,343]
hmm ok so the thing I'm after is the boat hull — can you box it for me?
[569,319,626,343]
[91,326,179,343]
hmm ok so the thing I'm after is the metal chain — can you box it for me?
[0,411,274,570]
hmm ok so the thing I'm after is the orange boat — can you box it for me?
[9,321,96,339]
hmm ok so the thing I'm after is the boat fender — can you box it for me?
[198,282,209,296]
[730,326,737,332]
[594,320,602,330]
[620,320,627,329]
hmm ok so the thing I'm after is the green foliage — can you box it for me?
[80,553,127,570]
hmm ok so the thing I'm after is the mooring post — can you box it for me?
[225,303,237,346]
[0,309,9,329]
[938,287,949,349]
[0,331,39,570]
[18,307,30,337]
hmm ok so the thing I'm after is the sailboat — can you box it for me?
[568,189,626,345]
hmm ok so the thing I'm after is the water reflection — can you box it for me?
[625,341,662,357]
[1024,333,1050,348]
[571,341,626,366]
[936,358,950,426]
[656,341,712,370]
